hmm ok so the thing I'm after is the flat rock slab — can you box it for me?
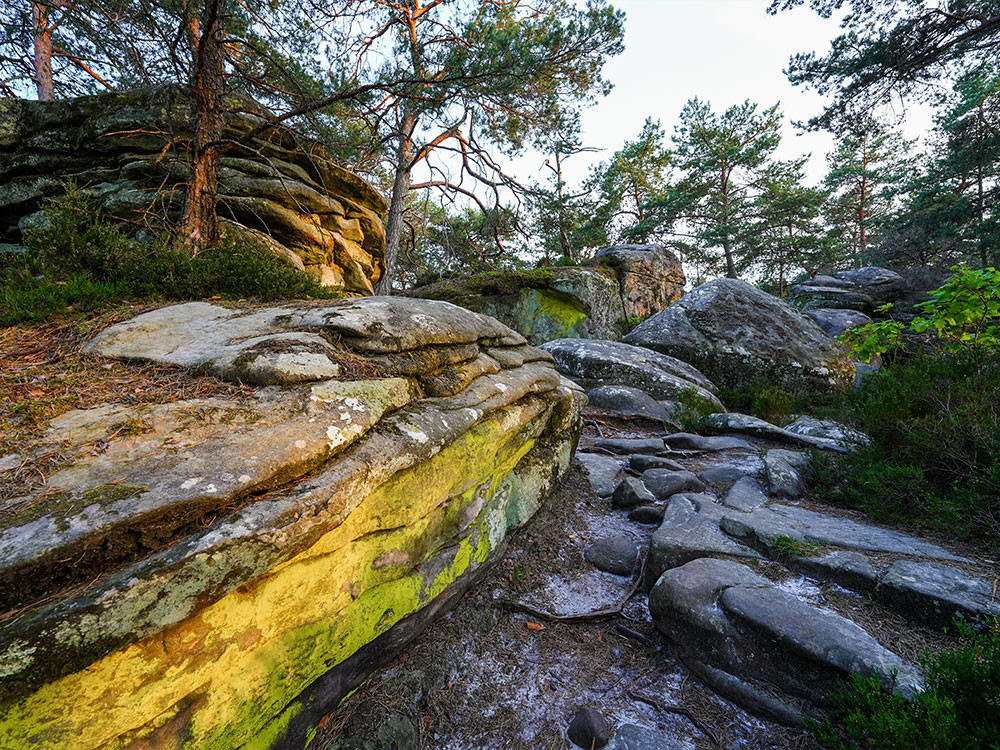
[584,536,640,576]
[608,723,681,750]
[788,550,878,593]
[541,338,721,407]
[881,560,1000,629]
[784,416,870,447]
[650,558,921,715]
[629,455,684,472]
[699,465,750,485]
[577,453,625,498]
[806,308,874,338]
[663,433,754,453]
[649,495,760,579]
[595,437,666,456]
[720,504,963,561]
[701,413,855,453]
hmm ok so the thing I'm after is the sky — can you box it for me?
[526,0,936,189]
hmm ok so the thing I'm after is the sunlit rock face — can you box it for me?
[0,298,583,750]
[0,87,387,295]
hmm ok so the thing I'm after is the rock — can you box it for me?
[719,504,963,561]
[788,551,878,593]
[806,308,874,337]
[628,505,664,525]
[835,267,904,304]
[623,278,855,393]
[541,338,721,407]
[788,284,875,312]
[809,274,854,289]
[595,437,666,456]
[0,89,386,295]
[648,494,760,579]
[411,266,628,344]
[612,476,657,509]
[584,536,640,576]
[764,449,812,498]
[663,433,754,452]
[0,299,584,749]
[592,244,685,320]
[608,723,680,750]
[629,455,685,472]
[698,465,749,485]
[686,661,805,728]
[784,415,870,448]
[577,453,624,498]
[640,469,706,499]
[650,558,922,716]
[701,412,854,453]
[568,706,612,749]
[881,560,1000,629]
[721,477,768,512]
[586,385,675,424]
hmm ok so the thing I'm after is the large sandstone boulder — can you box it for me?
[411,266,628,344]
[0,87,387,296]
[788,267,904,313]
[623,278,855,393]
[591,244,685,320]
[0,298,583,749]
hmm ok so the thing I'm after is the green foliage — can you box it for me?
[670,387,724,432]
[813,621,1000,750]
[769,535,820,560]
[0,192,334,326]
[817,352,1000,546]
[841,267,1000,365]
[716,377,844,426]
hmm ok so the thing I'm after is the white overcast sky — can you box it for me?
[525,0,936,188]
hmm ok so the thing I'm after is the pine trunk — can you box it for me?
[375,115,416,295]
[31,2,54,101]
[179,0,226,255]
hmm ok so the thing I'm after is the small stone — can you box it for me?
[699,465,747,485]
[628,505,664,525]
[764,449,811,498]
[584,536,640,576]
[568,706,612,749]
[629,455,685,473]
[612,476,656,509]
[721,476,768,512]
[640,468,705,500]
[595,437,665,456]
[577,453,624,498]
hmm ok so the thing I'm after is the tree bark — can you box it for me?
[178,0,227,255]
[375,113,416,295]
[31,2,54,101]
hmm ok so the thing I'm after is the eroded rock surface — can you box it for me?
[623,278,855,393]
[0,298,583,750]
[0,89,386,295]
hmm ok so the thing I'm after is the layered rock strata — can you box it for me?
[0,298,583,749]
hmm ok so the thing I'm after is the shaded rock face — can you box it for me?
[0,298,583,750]
[624,278,855,393]
[411,245,685,345]
[540,338,722,408]
[0,88,387,296]
[592,244,685,320]
[788,267,904,314]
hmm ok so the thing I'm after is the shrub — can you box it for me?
[813,621,1000,749]
[670,386,724,432]
[716,377,844,426]
[817,351,1000,546]
[0,188,335,326]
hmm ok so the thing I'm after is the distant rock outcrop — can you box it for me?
[410,245,685,345]
[0,298,582,749]
[788,266,904,313]
[0,87,387,295]
[623,278,855,393]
